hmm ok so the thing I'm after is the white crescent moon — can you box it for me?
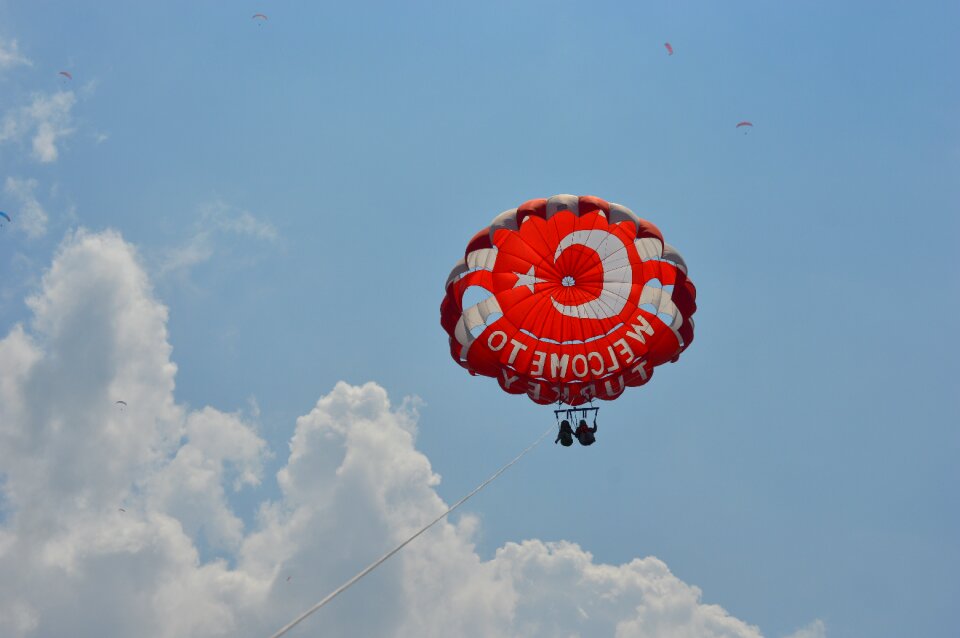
[551,229,633,320]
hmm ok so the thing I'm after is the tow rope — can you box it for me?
[268,423,555,638]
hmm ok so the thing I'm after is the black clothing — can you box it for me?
[555,420,574,447]
[575,419,597,446]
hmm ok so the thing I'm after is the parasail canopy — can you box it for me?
[441,195,697,406]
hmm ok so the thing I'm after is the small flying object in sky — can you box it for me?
[736,121,753,134]
[252,13,268,23]
[0,211,10,225]
[664,42,673,56]
[118,508,126,512]
[58,70,72,80]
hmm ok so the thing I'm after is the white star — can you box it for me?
[513,265,547,293]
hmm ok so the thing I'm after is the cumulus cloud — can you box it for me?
[0,38,31,71]
[0,229,809,637]
[784,620,826,638]
[4,177,48,238]
[0,91,76,162]
[0,230,265,637]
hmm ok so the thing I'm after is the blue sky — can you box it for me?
[1,1,958,637]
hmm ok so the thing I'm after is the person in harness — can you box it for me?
[555,419,574,447]
[575,418,597,446]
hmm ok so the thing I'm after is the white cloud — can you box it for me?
[145,406,267,552]
[196,199,278,242]
[0,230,263,637]
[158,231,214,277]
[784,620,826,638]
[0,91,76,162]
[210,210,278,242]
[4,177,48,238]
[0,38,31,71]
[158,199,278,278]
[0,230,812,637]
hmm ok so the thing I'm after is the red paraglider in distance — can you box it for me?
[58,71,72,80]
[664,42,673,56]
[252,13,268,21]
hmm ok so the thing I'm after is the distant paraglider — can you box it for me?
[664,42,673,56]
[0,211,10,226]
[115,400,127,411]
[252,13,268,23]
[736,121,753,134]
[58,71,72,80]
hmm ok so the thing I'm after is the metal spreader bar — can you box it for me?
[553,406,599,422]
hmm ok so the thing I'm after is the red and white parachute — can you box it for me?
[440,195,697,406]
